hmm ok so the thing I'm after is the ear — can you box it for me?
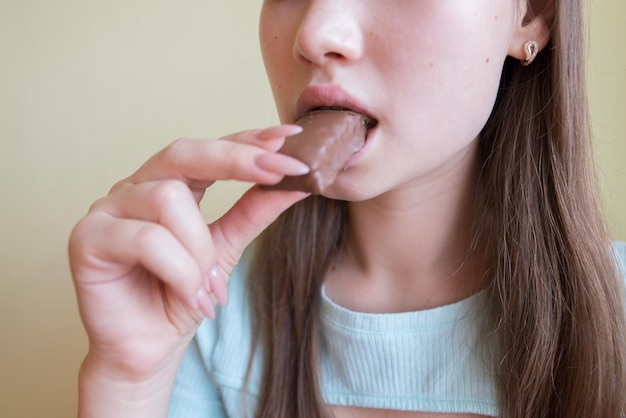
[508,0,553,61]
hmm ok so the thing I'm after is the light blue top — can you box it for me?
[169,242,626,417]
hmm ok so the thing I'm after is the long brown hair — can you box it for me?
[248,0,626,416]
[479,0,626,415]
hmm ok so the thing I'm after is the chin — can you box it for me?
[320,177,384,202]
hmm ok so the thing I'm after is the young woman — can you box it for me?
[69,0,626,417]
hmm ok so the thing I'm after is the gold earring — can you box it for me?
[521,40,539,66]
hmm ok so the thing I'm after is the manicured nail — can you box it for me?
[255,124,302,141]
[205,265,229,306]
[196,288,215,319]
[255,153,310,176]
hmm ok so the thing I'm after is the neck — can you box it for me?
[326,145,489,313]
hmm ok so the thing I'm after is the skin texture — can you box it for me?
[261,0,528,202]
[260,0,549,311]
[69,1,551,417]
[69,126,310,418]
[259,0,550,416]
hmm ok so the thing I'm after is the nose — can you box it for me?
[293,1,364,66]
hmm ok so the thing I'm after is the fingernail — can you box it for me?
[205,265,229,306]
[255,124,302,141]
[255,153,310,176]
[196,288,215,319]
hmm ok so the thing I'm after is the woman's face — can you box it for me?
[259,0,523,201]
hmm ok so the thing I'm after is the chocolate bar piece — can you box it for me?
[270,109,373,194]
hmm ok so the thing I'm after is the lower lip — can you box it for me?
[344,124,377,169]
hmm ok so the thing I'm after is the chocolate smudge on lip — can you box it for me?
[266,109,375,195]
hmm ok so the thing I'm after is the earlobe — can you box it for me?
[508,0,553,63]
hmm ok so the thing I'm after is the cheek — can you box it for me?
[385,7,513,138]
[259,8,296,119]
[259,12,282,84]
[449,27,513,136]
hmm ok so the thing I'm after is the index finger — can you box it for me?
[115,133,308,204]
[128,138,283,189]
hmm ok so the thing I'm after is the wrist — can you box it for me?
[77,350,184,418]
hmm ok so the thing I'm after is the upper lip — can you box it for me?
[295,85,376,123]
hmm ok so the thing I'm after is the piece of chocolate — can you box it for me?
[270,109,373,194]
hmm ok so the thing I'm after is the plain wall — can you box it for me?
[589,1,626,238]
[0,1,624,417]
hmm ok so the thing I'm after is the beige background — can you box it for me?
[0,1,624,417]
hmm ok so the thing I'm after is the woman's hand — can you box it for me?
[68,125,308,416]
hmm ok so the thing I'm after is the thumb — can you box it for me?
[209,186,309,276]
